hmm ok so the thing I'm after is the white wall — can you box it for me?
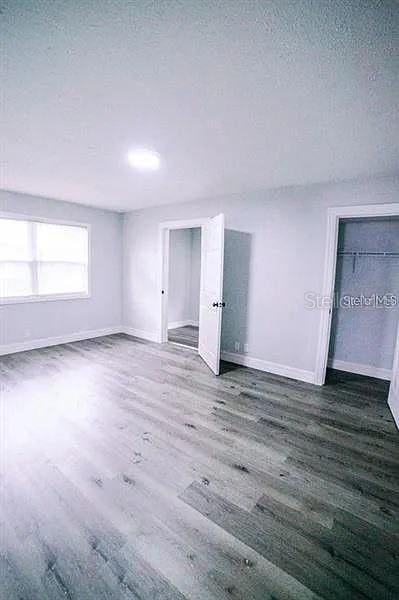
[123,175,399,382]
[329,218,399,377]
[168,228,201,327]
[0,190,123,351]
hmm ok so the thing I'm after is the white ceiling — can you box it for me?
[2,0,398,211]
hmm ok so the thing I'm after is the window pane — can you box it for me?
[36,223,88,263]
[0,262,33,298]
[37,262,88,295]
[0,219,32,261]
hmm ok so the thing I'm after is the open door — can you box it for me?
[198,214,224,375]
[388,327,399,430]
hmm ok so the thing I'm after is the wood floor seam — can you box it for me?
[1,334,398,600]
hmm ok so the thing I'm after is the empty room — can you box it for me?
[1,2,398,599]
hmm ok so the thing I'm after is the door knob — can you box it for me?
[212,302,218,307]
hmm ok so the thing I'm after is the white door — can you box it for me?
[388,327,399,429]
[198,214,225,375]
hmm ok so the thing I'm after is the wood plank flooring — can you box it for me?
[0,334,398,600]
[168,325,199,349]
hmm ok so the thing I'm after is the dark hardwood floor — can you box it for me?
[168,325,199,349]
[0,334,398,600]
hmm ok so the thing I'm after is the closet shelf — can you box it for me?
[338,251,399,257]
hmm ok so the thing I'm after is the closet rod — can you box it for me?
[338,251,399,257]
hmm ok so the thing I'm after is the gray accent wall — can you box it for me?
[329,217,399,371]
[0,190,123,348]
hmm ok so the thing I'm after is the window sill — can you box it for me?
[0,292,91,306]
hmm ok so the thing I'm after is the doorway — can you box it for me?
[328,217,399,380]
[167,227,201,349]
[159,215,225,375]
[315,203,399,428]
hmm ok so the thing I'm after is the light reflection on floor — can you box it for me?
[1,365,102,457]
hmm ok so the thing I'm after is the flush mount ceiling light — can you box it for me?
[127,148,161,171]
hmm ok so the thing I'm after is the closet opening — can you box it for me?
[316,204,399,427]
[327,216,399,383]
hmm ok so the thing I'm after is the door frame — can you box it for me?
[314,202,399,386]
[388,331,399,429]
[159,217,207,345]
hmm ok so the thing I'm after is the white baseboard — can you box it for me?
[168,320,199,329]
[121,329,316,384]
[221,351,315,384]
[122,326,161,343]
[0,326,122,356]
[328,358,391,381]
[388,397,399,430]
[1,325,315,386]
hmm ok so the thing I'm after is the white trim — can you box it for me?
[0,211,90,229]
[123,326,161,343]
[221,351,315,384]
[388,322,399,429]
[168,320,199,329]
[169,341,197,352]
[120,328,315,384]
[321,203,399,220]
[0,292,90,305]
[0,326,121,356]
[389,401,399,430]
[159,226,170,343]
[159,218,207,231]
[314,202,399,386]
[1,324,315,386]
[328,359,391,381]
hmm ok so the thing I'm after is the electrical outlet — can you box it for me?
[23,328,30,339]
[234,341,240,352]
[243,343,249,353]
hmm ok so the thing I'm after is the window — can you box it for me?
[0,217,89,302]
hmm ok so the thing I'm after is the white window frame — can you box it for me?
[0,212,91,305]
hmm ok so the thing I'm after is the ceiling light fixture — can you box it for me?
[127,148,161,171]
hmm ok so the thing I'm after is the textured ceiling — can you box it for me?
[2,0,398,210]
